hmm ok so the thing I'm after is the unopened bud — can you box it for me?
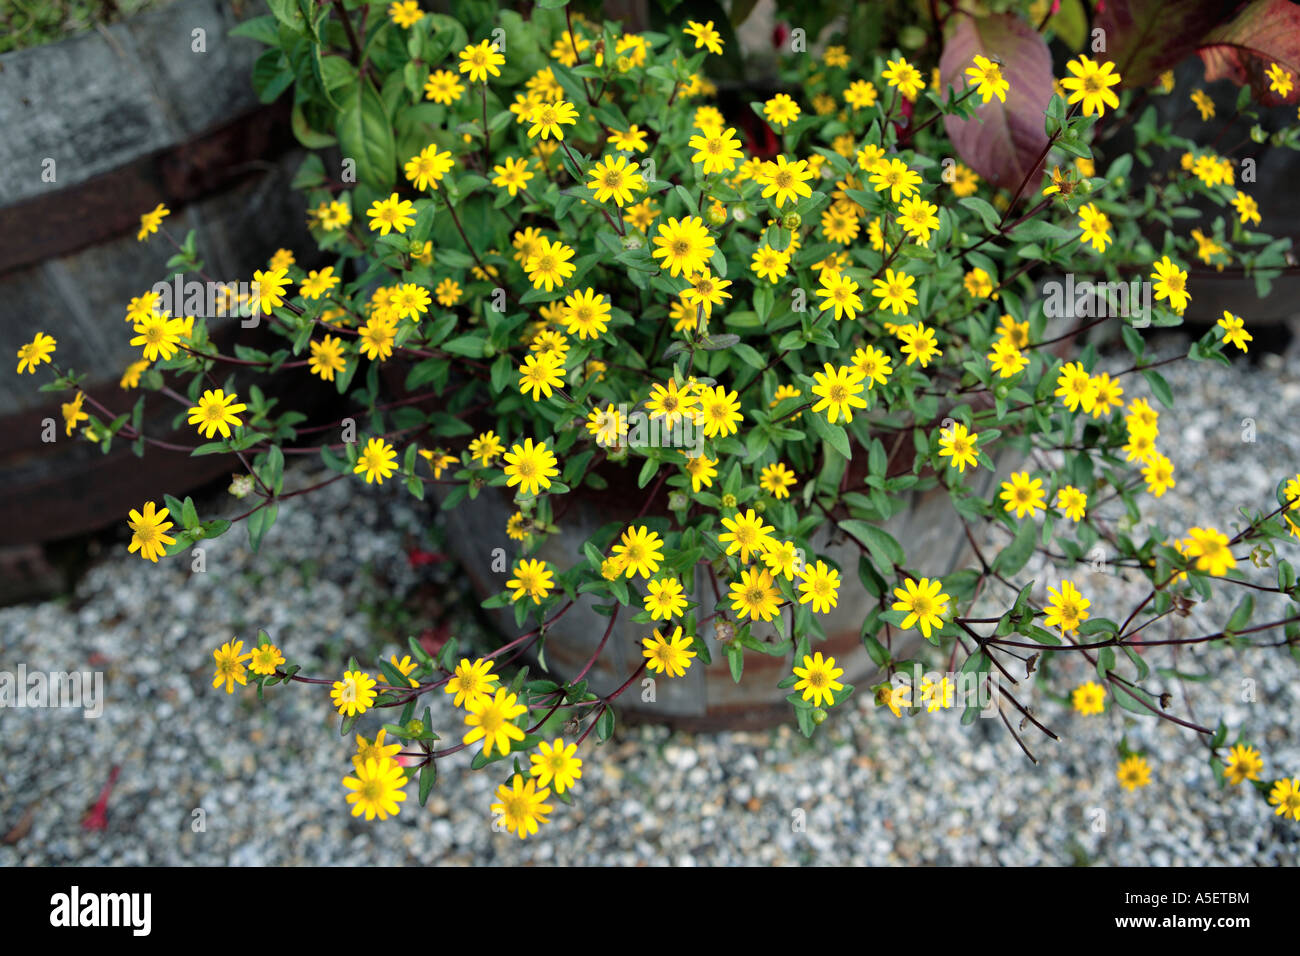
[405,719,426,737]
[228,473,255,498]
[714,617,735,645]
[668,490,688,511]
[811,708,828,725]
[780,212,801,231]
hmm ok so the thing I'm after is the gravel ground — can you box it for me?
[2,336,1299,866]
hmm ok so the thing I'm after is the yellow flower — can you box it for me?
[1150,255,1190,314]
[503,437,559,497]
[810,363,868,424]
[331,669,378,716]
[524,236,576,291]
[652,215,716,277]
[793,652,844,708]
[1072,681,1105,715]
[1000,471,1046,519]
[387,0,422,28]
[644,577,688,621]
[526,98,579,140]
[757,155,814,208]
[518,350,566,401]
[612,525,664,579]
[187,388,247,439]
[1044,579,1090,633]
[1224,743,1263,785]
[366,193,416,235]
[61,391,88,436]
[248,642,284,677]
[1142,452,1176,497]
[729,566,781,622]
[882,56,924,100]
[988,338,1028,378]
[137,202,169,241]
[896,195,940,245]
[688,126,745,175]
[852,346,893,388]
[1268,777,1300,821]
[683,453,717,493]
[681,270,732,318]
[354,728,402,767]
[506,558,554,604]
[357,312,398,360]
[354,436,398,484]
[587,153,645,206]
[816,269,864,321]
[1117,755,1151,791]
[683,19,723,55]
[1077,202,1112,252]
[797,559,840,614]
[1266,62,1294,98]
[127,501,175,562]
[530,738,583,793]
[695,384,743,438]
[965,54,1009,103]
[759,462,797,499]
[463,688,527,757]
[898,322,942,367]
[1060,55,1122,117]
[869,157,921,203]
[1190,88,1215,120]
[445,657,499,709]
[458,39,505,83]
[938,421,980,473]
[844,80,878,109]
[719,509,776,564]
[751,244,792,283]
[434,277,462,306]
[468,430,504,466]
[423,68,464,104]
[1056,485,1088,522]
[1230,190,1261,227]
[1055,360,1098,413]
[643,625,697,677]
[964,267,995,299]
[891,577,950,638]
[871,267,918,316]
[212,640,253,694]
[492,774,552,838]
[1183,526,1236,576]
[404,144,454,191]
[762,93,801,127]
[120,359,150,389]
[608,124,648,152]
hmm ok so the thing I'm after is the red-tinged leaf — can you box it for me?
[1198,0,1300,106]
[940,14,1053,190]
[1095,0,1240,88]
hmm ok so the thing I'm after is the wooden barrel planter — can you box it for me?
[435,444,1001,731]
[0,0,315,549]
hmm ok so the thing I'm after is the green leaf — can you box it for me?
[994,518,1036,575]
[839,520,904,573]
[246,503,279,553]
[336,80,396,190]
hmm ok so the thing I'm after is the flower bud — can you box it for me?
[707,200,727,226]
[714,616,735,645]
[622,233,643,251]
[780,212,801,231]
[405,719,426,737]
[668,490,688,511]
[228,473,255,499]
[811,708,828,725]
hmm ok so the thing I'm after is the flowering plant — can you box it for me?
[18,0,1300,836]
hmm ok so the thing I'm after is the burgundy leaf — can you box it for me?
[1096,0,1243,89]
[940,14,1053,191]
[1198,0,1300,105]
